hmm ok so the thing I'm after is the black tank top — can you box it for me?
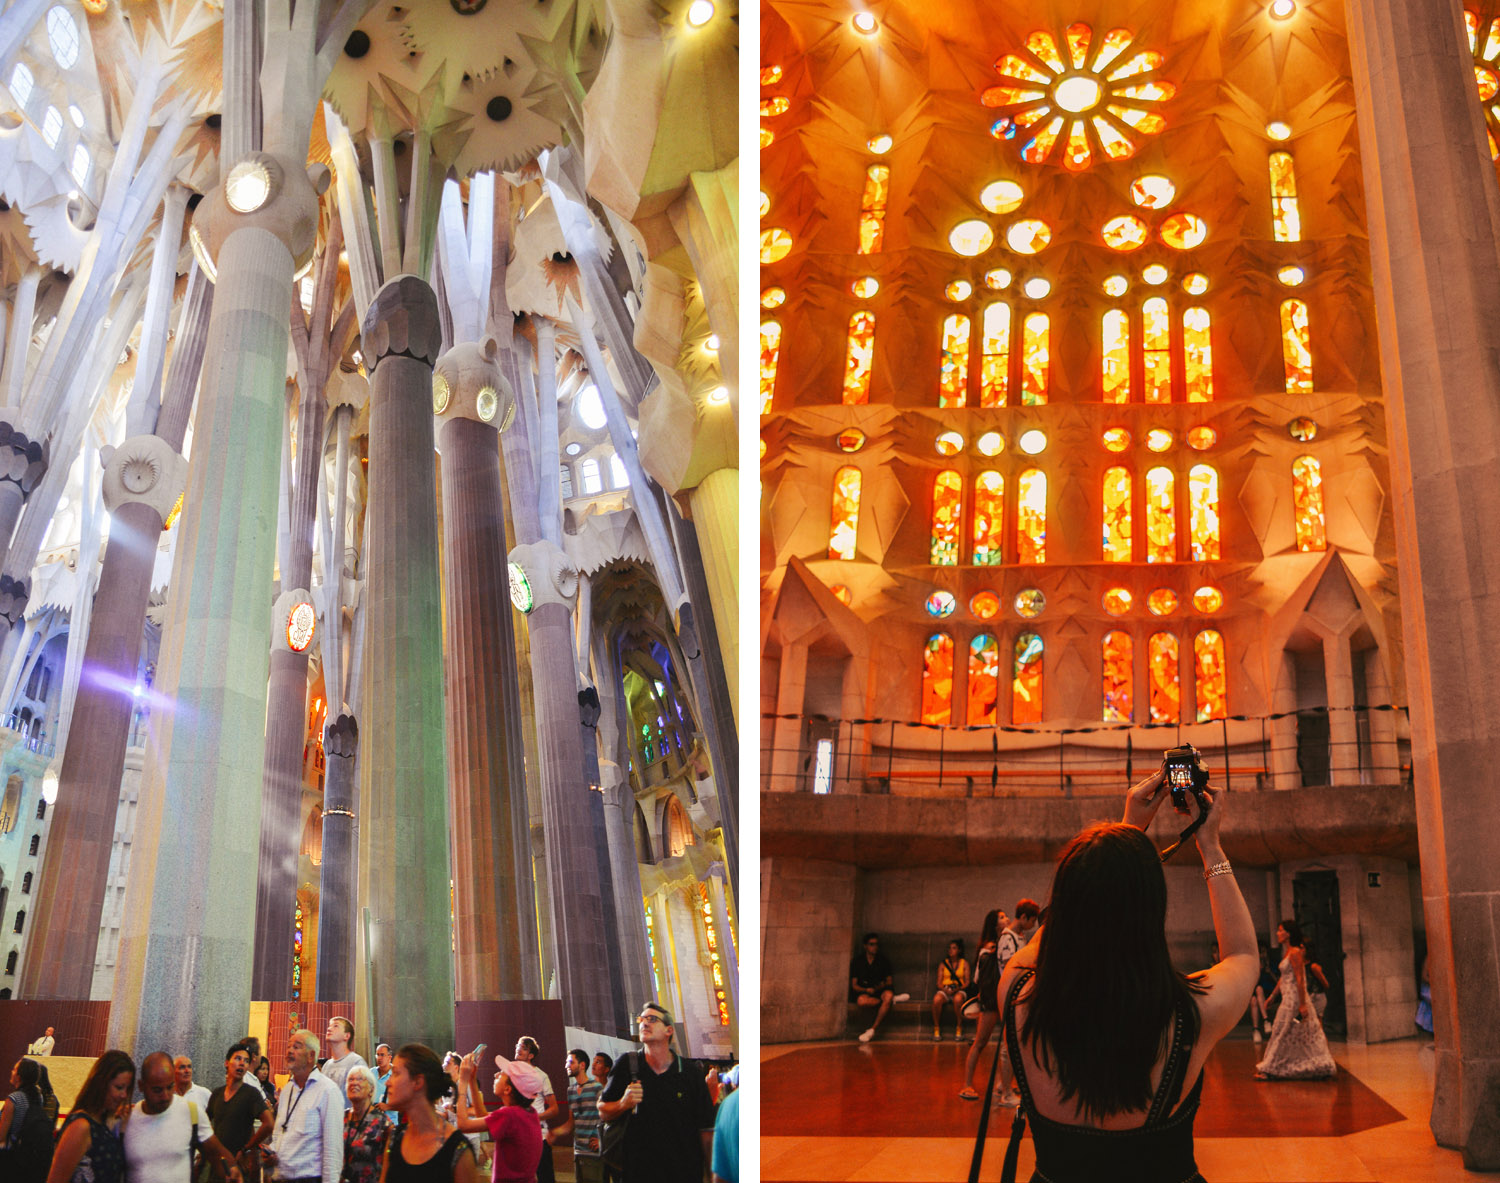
[386,1128,475,1182]
[1004,970,1205,1183]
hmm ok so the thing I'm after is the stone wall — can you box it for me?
[762,856,857,1042]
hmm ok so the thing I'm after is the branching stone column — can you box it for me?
[1347,0,1500,1164]
[356,275,453,1050]
[0,419,46,575]
[435,338,539,1000]
[316,713,358,1002]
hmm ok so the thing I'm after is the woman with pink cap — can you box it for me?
[453,1052,544,1183]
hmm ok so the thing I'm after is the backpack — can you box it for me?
[9,1095,55,1182]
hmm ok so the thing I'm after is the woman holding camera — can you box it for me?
[995,769,1259,1182]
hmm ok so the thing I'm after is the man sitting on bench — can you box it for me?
[850,932,910,1043]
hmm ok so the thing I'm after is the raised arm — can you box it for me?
[1185,786,1260,1045]
[453,1056,490,1134]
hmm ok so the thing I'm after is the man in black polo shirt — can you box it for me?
[598,1003,715,1183]
[850,932,910,1042]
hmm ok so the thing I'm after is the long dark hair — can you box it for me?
[978,909,1002,949]
[13,1057,41,1106]
[73,1051,136,1119]
[1280,918,1304,948]
[1020,823,1206,1121]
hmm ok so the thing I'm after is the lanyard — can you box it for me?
[281,1080,308,1131]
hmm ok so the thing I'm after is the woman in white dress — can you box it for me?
[1255,920,1336,1080]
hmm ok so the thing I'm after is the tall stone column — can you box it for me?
[1347,0,1500,1164]
[435,339,540,1000]
[1323,631,1359,786]
[769,640,807,792]
[355,275,453,1051]
[705,864,738,1043]
[316,713,358,1002]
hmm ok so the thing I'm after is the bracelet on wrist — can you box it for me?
[1202,860,1233,881]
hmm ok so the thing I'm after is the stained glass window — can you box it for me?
[1022,312,1049,405]
[972,590,1002,619]
[1148,631,1180,723]
[829,466,862,560]
[859,164,890,254]
[922,633,954,724]
[973,471,1004,565]
[1292,455,1326,552]
[843,311,875,403]
[1143,297,1172,404]
[1014,589,1046,617]
[1194,629,1226,722]
[1103,466,1132,562]
[1280,299,1312,395]
[981,303,1011,407]
[1147,588,1178,615]
[1103,587,1133,615]
[1017,468,1046,563]
[932,470,963,565]
[969,634,1000,725]
[1188,465,1220,561]
[1013,632,1043,724]
[940,313,971,407]
[1145,466,1175,563]
[1102,309,1130,403]
[1103,630,1133,722]
[760,320,781,415]
[1269,152,1301,242]
[926,590,957,618]
[1183,307,1213,402]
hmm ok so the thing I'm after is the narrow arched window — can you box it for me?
[1103,631,1133,722]
[1292,455,1326,551]
[1017,469,1046,564]
[1145,466,1175,563]
[609,453,628,489]
[939,313,970,408]
[968,635,1000,726]
[559,464,573,499]
[1269,152,1301,241]
[931,470,963,565]
[981,303,1010,407]
[28,834,39,856]
[1188,464,1220,561]
[843,311,875,404]
[759,320,781,415]
[1102,309,1130,403]
[1142,297,1172,404]
[20,872,31,894]
[973,471,1004,566]
[70,144,90,187]
[1103,467,1132,562]
[1183,307,1213,402]
[1021,313,1049,405]
[1013,633,1043,725]
[858,164,889,254]
[8,63,33,108]
[1280,299,1313,394]
[1194,630,1227,722]
[922,633,954,725]
[1148,632,1180,724]
[829,467,862,560]
[579,458,602,494]
[13,909,24,934]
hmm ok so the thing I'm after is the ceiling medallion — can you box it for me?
[982,24,1175,172]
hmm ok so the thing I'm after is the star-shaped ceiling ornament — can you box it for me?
[981,24,1176,172]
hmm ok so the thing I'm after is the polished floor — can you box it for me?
[761,1032,1494,1181]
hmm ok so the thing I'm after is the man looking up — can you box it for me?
[319,1017,366,1110]
[124,1051,241,1183]
[372,1043,392,1106]
[208,1042,273,1182]
[264,1029,343,1182]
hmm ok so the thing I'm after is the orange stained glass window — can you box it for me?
[1183,307,1213,402]
[1103,630,1133,722]
[932,469,964,565]
[981,303,1011,407]
[1280,299,1313,395]
[1293,455,1326,552]
[1188,464,1220,561]
[1013,632,1044,725]
[969,634,1001,726]
[940,313,971,408]
[1022,312,1049,405]
[973,471,1004,565]
[1194,629,1226,722]
[922,633,954,725]
[1145,465,1175,563]
[859,164,890,254]
[829,466,862,560]
[760,320,781,415]
[1269,152,1301,241]
[843,311,875,403]
[1103,466,1132,562]
[1017,468,1046,563]
[1148,631,1180,723]
[1143,297,1172,404]
[1103,309,1131,403]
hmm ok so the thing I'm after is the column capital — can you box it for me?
[434,338,515,431]
[100,435,187,522]
[0,574,28,630]
[361,276,443,372]
[188,151,328,278]
[508,539,579,613]
[0,416,49,498]
[325,713,359,759]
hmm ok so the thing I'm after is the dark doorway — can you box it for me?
[1296,709,1330,787]
[1293,870,1346,1037]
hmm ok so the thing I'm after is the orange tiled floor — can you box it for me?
[760,1034,1493,1181]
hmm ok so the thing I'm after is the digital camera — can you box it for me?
[1161,744,1211,816]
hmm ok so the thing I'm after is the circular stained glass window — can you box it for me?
[981,180,1026,213]
[926,590,957,618]
[762,65,784,85]
[972,590,1002,619]
[1183,273,1209,295]
[945,280,973,301]
[838,428,866,452]
[1266,120,1292,140]
[1018,429,1047,455]
[868,134,893,153]
[1022,276,1051,299]
[950,220,995,256]
[1160,213,1208,250]
[761,127,775,149]
[1015,588,1046,618]
[761,287,786,308]
[1288,417,1318,441]
[1141,263,1169,285]
[760,228,793,263]
[1146,428,1174,452]
[831,584,854,605]
[1146,588,1178,615]
[984,268,1012,290]
[936,430,965,456]
[1130,175,1176,208]
[852,277,880,298]
[762,97,789,117]
[1006,219,1052,254]
[1187,426,1216,450]
[1193,586,1224,613]
[1102,215,1149,251]
[286,601,316,651]
[1277,265,1305,286]
[1102,427,1131,452]
[759,191,770,217]
[1102,274,1128,296]
[976,431,1005,456]
[1103,587,1133,616]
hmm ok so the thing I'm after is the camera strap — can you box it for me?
[1158,810,1206,862]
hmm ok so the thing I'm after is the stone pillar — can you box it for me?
[1365,656,1401,783]
[685,467,739,725]
[1346,0,1500,1163]
[21,440,185,999]
[355,275,453,1052]
[315,713,357,1002]
[769,640,807,792]
[599,764,654,1013]
[705,863,739,1043]
[1323,632,1359,786]
[1270,653,1300,791]
[435,339,540,1000]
